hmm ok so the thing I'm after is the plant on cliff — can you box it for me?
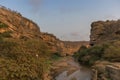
[74,42,120,66]
[51,52,62,60]
[73,45,106,66]
[103,41,120,61]
[0,22,11,38]
[0,39,52,80]
[0,31,12,38]
[0,22,8,28]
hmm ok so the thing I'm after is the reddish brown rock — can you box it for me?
[0,6,89,56]
[0,6,40,39]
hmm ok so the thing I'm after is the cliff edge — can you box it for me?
[90,20,120,46]
[0,6,88,55]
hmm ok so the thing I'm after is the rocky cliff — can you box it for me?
[92,61,120,80]
[40,32,89,55]
[63,41,89,55]
[0,6,88,55]
[90,20,120,80]
[0,6,40,39]
[90,20,120,46]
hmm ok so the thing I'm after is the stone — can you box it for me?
[92,61,120,80]
[0,6,89,56]
[90,20,120,46]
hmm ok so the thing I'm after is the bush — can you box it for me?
[0,22,8,28]
[74,41,120,66]
[51,52,61,60]
[103,41,120,61]
[0,39,52,80]
[2,31,12,37]
[0,31,12,38]
[73,45,106,66]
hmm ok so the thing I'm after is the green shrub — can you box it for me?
[73,45,106,66]
[74,41,120,66]
[51,52,61,60]
[73,46,87,60]
[0,22,8,28]
[103,41,120,61]
[0,31,12,38]
[0,39,52,80]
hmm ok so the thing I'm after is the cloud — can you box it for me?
[60,32,89,41]
[70,32,80,36]
[29,0,42,12]
[60,32,80,41]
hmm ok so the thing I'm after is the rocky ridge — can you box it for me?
[90,20,120,46]
[0,6,40,39]
[90,20,120,80]
[0,6,88,55]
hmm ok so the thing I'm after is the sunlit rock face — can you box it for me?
[40,33,89,55]
[0,6,40,39]
[90,20,120,46]
[0,6,89,55]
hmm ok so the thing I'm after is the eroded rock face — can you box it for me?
[92,61,120,80]
[40,33,89,55]
[0,6,88,55]
[90,20,120,45]
[106,64,120,80]
[62,41,89,55]
[90,20,120,80]
[0,6,40,39]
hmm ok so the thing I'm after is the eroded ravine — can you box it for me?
[51,57,92,80]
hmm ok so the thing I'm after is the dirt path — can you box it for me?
[51,57,92,80]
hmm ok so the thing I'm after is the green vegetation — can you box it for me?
[103,41,120,61]
[0,22,8,28]
[0,39,52,80]
[0,22,12,38]
[0,31,12,38]
[73,41,120,66]
[73,45,106,66]
[51,52,62,60]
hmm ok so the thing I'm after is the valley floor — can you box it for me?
[51,57,92,80]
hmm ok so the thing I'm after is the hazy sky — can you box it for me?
[0,0,120,41]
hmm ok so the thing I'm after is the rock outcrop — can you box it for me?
[0,6,40,39]
[62,41,89,55]
[40,32,89,55]
[0,6,88,55]
[92,61,120,80]
[90,20,120,80]
[90,20,120,46]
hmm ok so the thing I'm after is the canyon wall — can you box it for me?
[90,20,120,80]
[90,20,120,46]
[0,6,88,55]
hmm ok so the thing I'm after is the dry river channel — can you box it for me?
[51,57,92,80]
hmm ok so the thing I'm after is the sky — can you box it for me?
[0,0,120,41]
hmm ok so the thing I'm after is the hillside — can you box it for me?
[0,6,90,79]
[0,6,120,80]
[0,6,88,56]
[0,6,40,39]
[74,20,120,80]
